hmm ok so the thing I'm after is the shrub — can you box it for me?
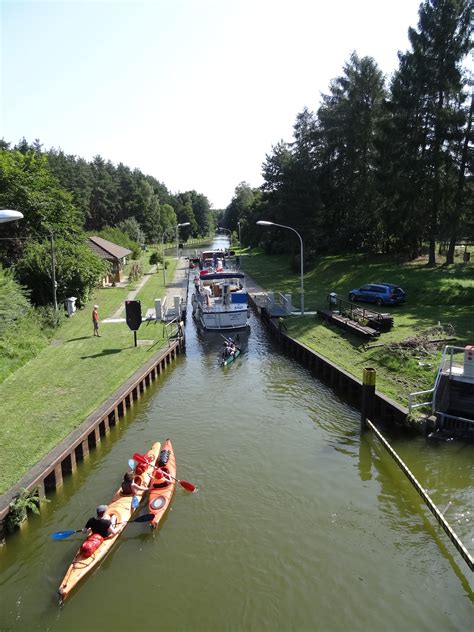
[6,488,49,532]
[129,262,143,282]
[149,251,163,266]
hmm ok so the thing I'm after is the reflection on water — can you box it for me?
[0,241,473,630]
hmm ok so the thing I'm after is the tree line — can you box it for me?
[223,0,473,267]
[0,139,216,308]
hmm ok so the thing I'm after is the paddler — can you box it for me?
[152,467,172,488]
[121,471,148,496]
[84,505,119,538]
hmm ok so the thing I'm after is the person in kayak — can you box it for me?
[84,505,119,538]
[121,471,148,496]
[152,467,172,489]
[223,340,237,359]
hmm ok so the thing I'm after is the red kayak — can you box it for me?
[148,438,176,529]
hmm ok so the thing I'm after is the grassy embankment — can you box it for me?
[242,249,473,408]
[0,251,178,495]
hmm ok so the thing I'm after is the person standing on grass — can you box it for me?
[92,305,100,337]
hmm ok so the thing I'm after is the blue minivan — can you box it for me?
[348,283,406,306]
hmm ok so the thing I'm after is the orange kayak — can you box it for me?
[148,438,176,529]
[58,441,161,602]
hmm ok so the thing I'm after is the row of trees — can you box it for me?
[222,0,473,266]
[0,141,216,308]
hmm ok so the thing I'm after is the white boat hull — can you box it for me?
[196,305,249,330]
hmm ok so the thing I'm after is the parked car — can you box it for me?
[348,283,406,306]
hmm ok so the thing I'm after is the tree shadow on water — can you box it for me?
[80,349,123,359]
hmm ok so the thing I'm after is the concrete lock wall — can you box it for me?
[0,336,185,540]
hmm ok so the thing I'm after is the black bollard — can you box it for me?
[361,368,376,431]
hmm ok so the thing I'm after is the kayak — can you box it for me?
[58,441,161,602]
[148,438,176,529]
[221,348,241,367]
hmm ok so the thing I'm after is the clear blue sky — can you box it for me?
[1,0,423,209]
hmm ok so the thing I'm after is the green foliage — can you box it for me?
[95,226,141,259]
[128,261,143,282]
[118,217,145,245]
[6,488,48,532]
[14,237,110,306]
[0,269,31,335]
[0,149,83,253]
[0,309,52,383]
[0,269,59,382]
[231,2,472,263]
[149,251,163,266]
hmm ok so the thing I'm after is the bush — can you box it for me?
[6,488,48,532]
[0,269,31,335]
[129,262,143,282]
[149,251,163,266]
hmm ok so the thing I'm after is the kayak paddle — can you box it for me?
[131,495,140,510]
[51,513,154,540]
[133,452,197,493]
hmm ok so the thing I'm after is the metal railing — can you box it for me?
[408,345,466,413]
[326,294,392,330]
[277,292,294,315]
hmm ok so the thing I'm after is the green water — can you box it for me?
[0,274,472,631]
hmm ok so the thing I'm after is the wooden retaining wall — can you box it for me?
[0,337,184,539]
[256,304,409,427]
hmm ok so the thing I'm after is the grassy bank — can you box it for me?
[242,250,473,407]
[0,256,178,495]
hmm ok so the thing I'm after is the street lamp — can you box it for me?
[176,222,190,259]
[50,230,58,311]
[161,232,170,286]
[0,209,23,223]
[237,221,242,251]
[218,226,231,248]
[256,220,305,316]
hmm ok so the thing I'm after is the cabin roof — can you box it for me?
[87,236,132,261]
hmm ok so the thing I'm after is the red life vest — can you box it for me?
[135,463,147,476]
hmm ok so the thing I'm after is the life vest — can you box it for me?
[152,467,170,489]
[81,533,104,557]
[135,463,147,476]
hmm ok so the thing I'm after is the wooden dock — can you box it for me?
[318,309,380,339]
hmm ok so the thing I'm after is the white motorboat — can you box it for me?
[192,269,249,330]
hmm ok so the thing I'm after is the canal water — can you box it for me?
[0,245,473,631]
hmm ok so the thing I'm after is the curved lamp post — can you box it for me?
[0,209,23,223]
[176,222,190,259]
[218,226,231,237]
[256,220,304,316]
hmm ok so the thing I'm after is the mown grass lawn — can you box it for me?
[242,250,473,407]
[0,256,178,495]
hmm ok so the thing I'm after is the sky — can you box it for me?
[1,0,426,209]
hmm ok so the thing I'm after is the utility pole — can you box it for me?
[50,231,58,311]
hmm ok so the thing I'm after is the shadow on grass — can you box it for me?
[80,349,123,359]
[66,336,95,343]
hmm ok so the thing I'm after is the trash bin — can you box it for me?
[463,251,470,263]
[65,297,77,317]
